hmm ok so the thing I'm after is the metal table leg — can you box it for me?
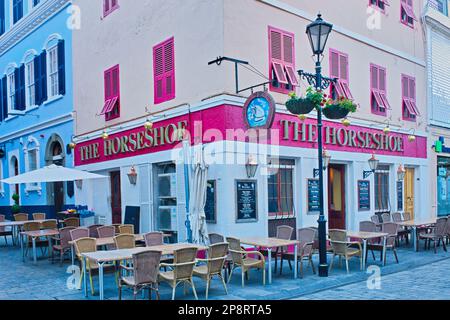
[413,226,418,252]
[48,236,52,260]
[32,237,37,265]
[99,262,105,300]
[294,244,298,279]
[71,244,75,266]
[83,257,88,297]
[382,236,387,266]
[267,248,272,285]
[362,239,367,270]
[20,233,24,262]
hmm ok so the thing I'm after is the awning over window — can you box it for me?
[272,62,288,84]
[401,3,418,20]
[99,96,118,115]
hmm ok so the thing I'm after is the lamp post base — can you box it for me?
[318,264,329,277]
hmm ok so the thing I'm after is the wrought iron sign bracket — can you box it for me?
[208,56,269,94]
[363,170,374,179]
[298,70,337,91]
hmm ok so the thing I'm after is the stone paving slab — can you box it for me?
[1,237,449,300]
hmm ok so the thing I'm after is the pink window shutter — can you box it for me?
[270,29,288,85]
[154,38,175,104]
[164,39,175,100]
[104,0,110,15]
[154,44,165,104]
[283,33,298,86]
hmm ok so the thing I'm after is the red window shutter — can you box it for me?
[154,38,175,104]
[371,65,379,90]
[104,0,110,14]
[283,34,293,64]
[104,70,111,100]
[339,55,348,82]
[164,39,175,99]
[330,51,340,78]
[270,30,282,61]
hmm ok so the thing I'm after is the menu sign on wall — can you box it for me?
[205,180,216,223]
[236,180,258,222]
[397,181,404,211]
[307,179,320,213]
[358,180,371,211]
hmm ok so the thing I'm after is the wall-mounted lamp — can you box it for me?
[127,166,138,185]
[75,180,83,189]
[407,129,416,142]
[314,150,331,178]
[363,153,380,179]
[397,165,406,181]
[383,119,391,135]
[144,118,154,130]
[102,130,109,140]
[245,155,258,178]
[341,118,351,127]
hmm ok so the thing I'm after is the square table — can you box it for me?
[20,229,60,265]
[396,219,437,251]
[346,231,389,269]
[0,219,50,245]
[81,243,207,300]
[239,237,299,284]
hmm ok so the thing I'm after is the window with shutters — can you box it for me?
[25,59,35,109]
[12,0,23,25]
[24,136,41,192]
[103,0,119,17]
[47,46,59,98]
[100,65,120,121]
[402,74,419,121]
[268,26,298,94]
[370,64,391,115]
[0,0,5,36]
[375,165,390,212]
[7,71,15,113]
[267,159,295,219]
[153,37,175,104]
[401,0,416,27]
[369,0,389,12]
[329,49,353,101]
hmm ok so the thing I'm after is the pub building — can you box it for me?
[73,94,429,242]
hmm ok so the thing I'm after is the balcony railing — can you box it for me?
[428,0,448,16]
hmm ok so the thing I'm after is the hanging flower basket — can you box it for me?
[322,104,351,120]
[285,97,316,115]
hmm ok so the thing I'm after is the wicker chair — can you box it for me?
[114,234,136,249]
[73,237,117,295]
[144,232,164,246]
[14,213,29,221]
[381,222,400,263]
[273,225,294,273]
[159,247,199,300]
[359,221,382,262]
[70,228,90,242]
[63,217,80,228]
[403,212,412,221]
[310,226,333,253]
[280,228,316,278]
[193,243,229,300]
[98,226,116,238]
[88,225,103,238]
[419,217,448,254]
[32,213,46,220]
[23,222,48,257]
[208,233,225,245]
[112,224,122,234]
[381,213,391,223]
[329,229,363,274]
[0,214,14,245]
[118,250,162,300]
[119,224,135,235]
[226,237,266,287]
[52,227,76,265]
[370,215,382,231]
[391,212,410,244]
[41,220,58,230]
[446,218,450,245]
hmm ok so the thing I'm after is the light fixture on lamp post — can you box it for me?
[245,155,258,179]
[127,166,138,185]
[314,149,332,178]
[363,154,380,179]
[397,165,406,181]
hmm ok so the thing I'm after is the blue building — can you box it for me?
[0,0,74,218]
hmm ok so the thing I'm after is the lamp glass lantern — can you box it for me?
[246,156,258,179]
[397,165,406,181]
[368,154,380,172]
[323,150,331,170]
[127,166,138,185]
[306,14,333,56]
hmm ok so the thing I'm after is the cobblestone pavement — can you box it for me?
[1,236,449,300]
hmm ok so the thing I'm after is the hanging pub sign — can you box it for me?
[307,179,320,213]
[358,180,371,211]
[243,91,276,129]
[236,179,258,222]
[397,181,404,211]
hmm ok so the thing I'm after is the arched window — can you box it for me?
[23,136,41,194]
[23,50,37,109]
[5,63,17,114]
[44,34,64,99]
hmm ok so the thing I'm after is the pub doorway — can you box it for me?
[110,171,122,224]
[327,164,346,230]
[45,135,66,213]
[404,167,415,219]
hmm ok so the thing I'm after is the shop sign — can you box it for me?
[243,91,275,129]
[307,179,320,213]
[435,137,450,154]
[358,180,370,211]
[236,180,258,222]
[397,181,403,211]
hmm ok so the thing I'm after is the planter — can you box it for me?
[285,98,316,115]
[322,104,351,120]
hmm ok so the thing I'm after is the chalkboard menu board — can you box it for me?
[205,180,216,223]
[236,180,258,222]
[358,180,371,211]
[397,181,403,211]
[307,179,320,213]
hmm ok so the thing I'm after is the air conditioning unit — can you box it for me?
[157,206,177,231]
[158,173,177,198]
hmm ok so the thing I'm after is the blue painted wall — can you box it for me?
[0,1,74,218]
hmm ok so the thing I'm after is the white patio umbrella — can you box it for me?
[188,144,209,245]
[1,164,107,184]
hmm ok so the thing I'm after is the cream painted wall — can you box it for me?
[72,0,225,136]
[223,0,427,132]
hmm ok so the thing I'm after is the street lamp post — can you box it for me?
[298,14,334,277]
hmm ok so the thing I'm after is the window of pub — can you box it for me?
[375,165,390,212]
[267,159,295,219]
[437,157,450,217]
